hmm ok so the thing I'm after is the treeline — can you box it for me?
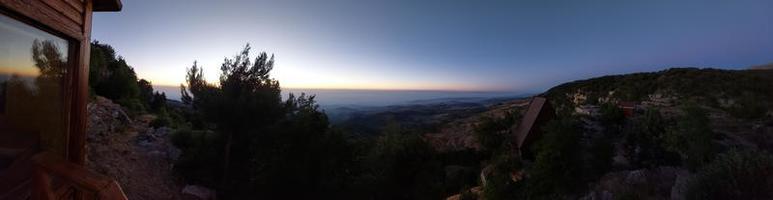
[89,41,174,125]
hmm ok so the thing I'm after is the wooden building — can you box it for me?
[0,0,126,199]
[510,97,555,159]
[618,101,637,118]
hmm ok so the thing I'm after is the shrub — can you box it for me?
[357,130,445,200]
[474,111,520,155]
[481,154,522,200]
[726,93,768,120]
[525,118,584,198]
[624,109,680,168]
[665,105,716,171]
[150,113,171,128]
[685,150,773,200]
[588,136,614,178]
[116,98,145,115]
[598,103,625,128]
[171,128,222,185]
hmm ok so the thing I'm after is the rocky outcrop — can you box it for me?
[87,96,131,143]
[86,96,191,200]
[582,167,690,200]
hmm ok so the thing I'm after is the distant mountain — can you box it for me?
[750,63,773,70]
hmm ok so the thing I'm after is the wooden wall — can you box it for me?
[0,0,94,165]
[0,0,89,40]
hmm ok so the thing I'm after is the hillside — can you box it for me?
[533,68,773,199]
[540,67,773,156]
[543,68,773,118]
[423,98,530,152]
[334,97,522,136]
[434,68,773,199]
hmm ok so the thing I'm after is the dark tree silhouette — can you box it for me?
[181,44,283,188]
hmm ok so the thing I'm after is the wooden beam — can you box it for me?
[31,167,56,200]
[31,152,128,200]
[63,0,84,13]
[68,0,92,166]
[41,0,84,26]
[0,0,84,40]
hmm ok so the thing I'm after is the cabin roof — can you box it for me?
[94,0,122,12]
[512,97,553,149]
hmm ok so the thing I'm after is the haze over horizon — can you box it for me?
[92,0,773,93]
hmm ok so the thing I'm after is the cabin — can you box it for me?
[618,101,637,118]
[510,97,555,159]
[0,0,125,199]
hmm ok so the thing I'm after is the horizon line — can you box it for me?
[150,84,521,93]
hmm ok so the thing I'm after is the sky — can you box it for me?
[91,0,773,93]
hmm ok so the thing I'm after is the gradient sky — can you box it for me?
[91,0,773,93]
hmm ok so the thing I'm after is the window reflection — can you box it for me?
[0,13,69,156]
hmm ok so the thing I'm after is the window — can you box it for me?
[0,12,70,156]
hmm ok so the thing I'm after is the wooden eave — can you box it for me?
[94,0,121,12]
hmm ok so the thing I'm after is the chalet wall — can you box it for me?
[0,0,88,40]
[0,0,94,165]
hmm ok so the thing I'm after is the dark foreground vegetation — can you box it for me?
[89,42,773,199]
[171,45,487,199]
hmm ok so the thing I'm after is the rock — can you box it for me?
[87,96,132,143]
[670,170,691,200]
[182,185,215,200]
[166,145,181,161]
[584,167,688,200]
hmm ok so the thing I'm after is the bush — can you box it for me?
[474,111,520,155]
[150,114,171,128]
[588,136,614,178]
[116,98,145,115]
[727,93,768,120]
[525,118,584,198]
[356,130,445,200]
[481,154,523,200]
[171,128,222,184]
[685,150,773,200]
[598,103,625,127]
[624,109,680,168]
[665,105,716,171]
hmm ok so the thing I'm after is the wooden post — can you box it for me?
[31,167,55,200]
[68,0,93,166]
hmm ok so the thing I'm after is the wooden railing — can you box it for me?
[30,152,127,200]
